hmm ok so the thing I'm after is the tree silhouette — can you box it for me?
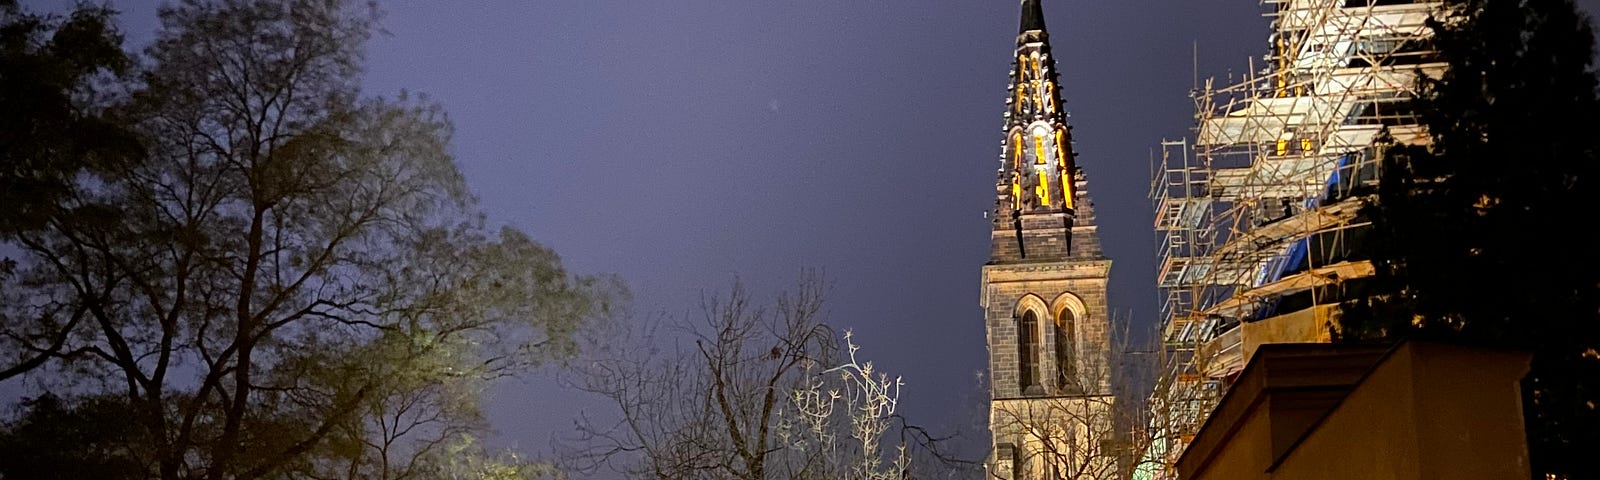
[561,275,977,480]
[0,1,616,478]
[1339,1,1600,477]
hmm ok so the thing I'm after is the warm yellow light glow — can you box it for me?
[1037,170,1051,206]
[1030,56,1044,113]
[1012,131,1025,210]
[1013,181,1022,210]
[1055,129,1075,210]
[1301,138,1313,155]
[1017,55,1029,111]
[1033,132,1047,165]
[1062,178,1075,210]
[1275,36,1289,98]
[1276,139,1289,156]
[1013,132,1025,168]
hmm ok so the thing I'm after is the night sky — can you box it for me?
[21,0,1600,474]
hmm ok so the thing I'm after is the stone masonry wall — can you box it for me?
[983,260,1113,399]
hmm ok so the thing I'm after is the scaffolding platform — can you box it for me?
[1202,260,1376,317]
[1143,1,1457,474]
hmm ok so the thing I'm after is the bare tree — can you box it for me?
[562,274,971,480]
[1123,317,1225,480]
[562,276,831,480]
[987,347,1119,480]
[1122,365,1217,480]
[782,329,910,480]
[985,313,1201,480]
[414,433,566,480]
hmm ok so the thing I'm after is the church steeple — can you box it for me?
[1019,0,1047,36]
[980,5,1116,478]
[992,0,1097,263]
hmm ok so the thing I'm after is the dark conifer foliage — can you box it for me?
[1339,1,1600,477]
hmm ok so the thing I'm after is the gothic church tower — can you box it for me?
[982,1,1116,478]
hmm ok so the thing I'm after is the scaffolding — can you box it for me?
[1143,0,1456,474]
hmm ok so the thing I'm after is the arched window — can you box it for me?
[1019,310,1040,392]
[1055,307,1077,390]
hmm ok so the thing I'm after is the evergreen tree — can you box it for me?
[1341,1,1600,477]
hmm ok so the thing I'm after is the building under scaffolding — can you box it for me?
[1140,0,1457,476]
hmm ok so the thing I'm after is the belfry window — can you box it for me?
[1055,307,1077,390]
[1019,310,1040,392]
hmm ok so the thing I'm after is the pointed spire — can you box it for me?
[990,0,1100,262]
[1019,0,1047,35]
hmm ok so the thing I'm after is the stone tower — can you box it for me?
[982,1,1116,478]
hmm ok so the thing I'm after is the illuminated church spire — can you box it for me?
[993,0,1093,262]
[980,4,1116,478]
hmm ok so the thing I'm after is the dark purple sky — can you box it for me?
[25,0,1600,474]
[347,1,1272,463]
